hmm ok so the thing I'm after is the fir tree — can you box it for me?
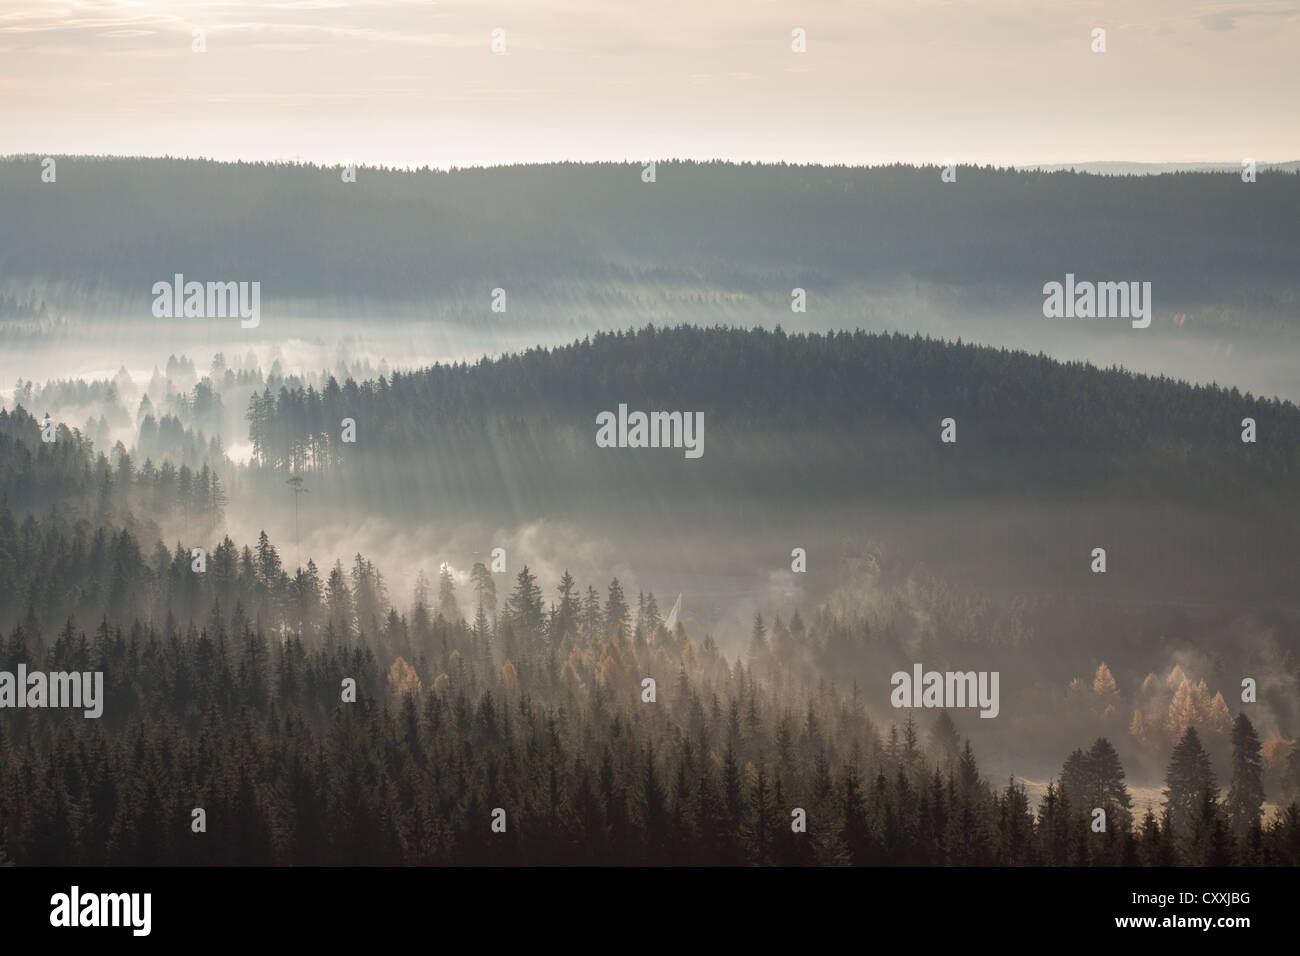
[1164,725,1218,838]
[1225,713,1264,842]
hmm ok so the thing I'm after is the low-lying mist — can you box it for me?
[3,326,1297,806]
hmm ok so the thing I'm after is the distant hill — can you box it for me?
[232,325,1300,603]
[1022,161,1300,176]
[2,157,1297,327]
[242,325,1300,519]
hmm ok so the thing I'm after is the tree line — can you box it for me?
[3,158,1298,326]
[242,326,1300,512]
[0,521,1296,866]
[1,581,1296,865]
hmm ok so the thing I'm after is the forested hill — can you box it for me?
[245,326,1299,510]
[1,157,1297,322]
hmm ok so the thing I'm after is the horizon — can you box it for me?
[4,153,1300,173]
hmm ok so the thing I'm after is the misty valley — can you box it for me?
[0,161,1297,867]
[0,319,1296,866]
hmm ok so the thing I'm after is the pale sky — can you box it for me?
[1,0,1297,167]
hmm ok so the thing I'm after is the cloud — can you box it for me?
[4,0,1299,165]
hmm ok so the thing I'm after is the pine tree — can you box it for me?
[839,759,873,865]
[603,578,630,636]
[640,745,668,864]
[998,777,1035,864]
[1164,725,1217,837]
[902,716,919,773]
[748,612,769,668]
[581,585,602,636]
[1225,713,1264,842]
[642,592,661,634]
[1086,737,1133,831]
[555,570,579,638]
[325,559,353,639]
[506,566,544,636]
[928,710,961,767]
[958,739,981,794]
[437,564,459,622]
[1060,747,1090,808]
[411,570,432,640]
[255,530,281,589]
[469,561,496,620]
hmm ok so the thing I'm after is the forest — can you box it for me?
[229,326,1300,610]
[241,326,1300,504]
[1,553,1297,865]
[2,158,1299,331]
[1,326,1299,865]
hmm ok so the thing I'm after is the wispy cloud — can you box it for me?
[1,0,1297,165]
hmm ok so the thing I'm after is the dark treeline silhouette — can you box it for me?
[0,405,225,542]
[2,326,1298,865]
[245,326,1299,504]
[2,159,1298,326]
[240,326,1300,607]
[2,566,1298,865]
[1,419,1297,865]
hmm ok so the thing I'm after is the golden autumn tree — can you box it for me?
[1166,664,1188,690]
[1204,691,1232,737]
[598,653,620,688]
[1091,662,1120,718]
[681,637,698,673]
[388,656,423,697]
[1130,709,1155,748]
[1166,678,1200,737]
[560,655,583,694]
[1262,737,1297,798]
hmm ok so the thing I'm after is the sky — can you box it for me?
[1,0,1297,167]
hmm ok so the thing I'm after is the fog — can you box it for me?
[5,279,1299,410]
[4,303,1297,805]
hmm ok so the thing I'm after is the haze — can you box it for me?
[2,0,1298,166]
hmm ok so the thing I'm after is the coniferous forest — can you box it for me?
[4,2,1299,941]
[1,327,1298,867]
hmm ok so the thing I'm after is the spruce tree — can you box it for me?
[469,561,496,619]
[437,563,459,622]
[1225,713,1265,842]
[1087,737,1133,831]
[603,577,630,636]
[506,565,544,635]
[928,710,961,767]
[1164,725,1218,837]
[555,570,579,638]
